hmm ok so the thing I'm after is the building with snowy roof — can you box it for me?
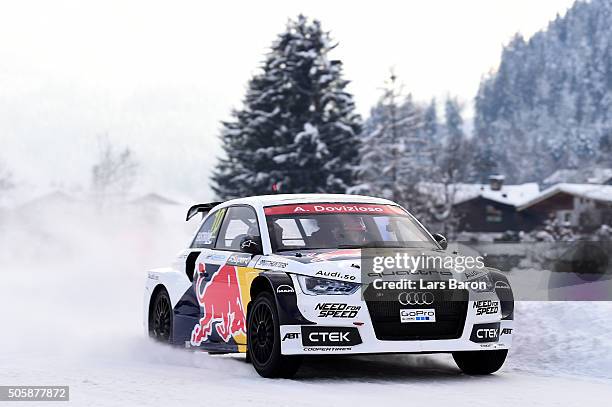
[518,183,612,231]
[450,176,541,232]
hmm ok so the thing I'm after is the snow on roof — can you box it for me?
[518,183,612,210]
[130,193,179,206]
[457,183,540,206]
[418,182,540,207]
[543,167,612,185]
[585,168,612,184]
[16,190,78,209]
[220,193,395,207]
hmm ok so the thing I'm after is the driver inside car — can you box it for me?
[309,216,369,248]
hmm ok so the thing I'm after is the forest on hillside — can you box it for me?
[472,0,612,183]
[214,1,612,201]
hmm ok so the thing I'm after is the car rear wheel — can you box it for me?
[247,292,302,378]
[149,288,173,343]
[452,349,508,375]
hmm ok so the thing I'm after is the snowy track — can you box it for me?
[1,206,611,406]
[2,343,611,407]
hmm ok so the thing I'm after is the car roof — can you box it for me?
[216,193,396,209]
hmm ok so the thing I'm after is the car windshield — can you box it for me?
[264,203,437,252]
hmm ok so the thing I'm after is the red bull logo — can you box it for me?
[190,263,247,346]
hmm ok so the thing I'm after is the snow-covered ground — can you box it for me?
[1,203,611,406]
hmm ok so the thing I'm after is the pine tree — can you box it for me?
[423,99,438,142]
[436,97,471,235]
[351,73,429,214]
[444,97,464,143]
[441,97,470,182]
[421,99,442,166]
[470,133,498,182]
[470,80,504,181]
[211,15,361,199]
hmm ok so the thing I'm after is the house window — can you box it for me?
[564,212,572,222]
[485,205,502,223]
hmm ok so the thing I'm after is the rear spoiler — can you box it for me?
[186,202,223,221]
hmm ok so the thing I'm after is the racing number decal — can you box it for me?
[210,208,225,236]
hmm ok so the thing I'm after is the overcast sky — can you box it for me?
[0,0,576,201]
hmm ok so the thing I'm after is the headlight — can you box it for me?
[467,272,495,292]
[297,275,360,295]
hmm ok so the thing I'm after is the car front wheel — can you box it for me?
[247,292,302,378]
[452,349,508,375]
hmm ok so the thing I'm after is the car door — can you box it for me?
[172,207,227,347]
[190,205,261,349]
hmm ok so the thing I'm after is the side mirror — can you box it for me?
[240,236,262,255]
[433,233,448,250]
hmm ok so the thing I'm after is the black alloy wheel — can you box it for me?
[247,292,302,378]
[150,289,173,343]
[249,300,274,364]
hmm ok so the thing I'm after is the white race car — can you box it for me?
[144,194,514,378]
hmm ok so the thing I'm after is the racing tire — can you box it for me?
[149,288,173,343]
[247,292,302,378]
[452,349,508,375]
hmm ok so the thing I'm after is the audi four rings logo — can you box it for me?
[398,291,435,305]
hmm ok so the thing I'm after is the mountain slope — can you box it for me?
[472,0,612,182]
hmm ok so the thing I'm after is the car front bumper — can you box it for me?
[279,277,513,355]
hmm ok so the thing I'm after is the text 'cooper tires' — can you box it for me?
[149,288,173,343]
[247,292,302,378]
[452,349,508,375]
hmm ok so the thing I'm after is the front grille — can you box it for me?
[364,286,469,341]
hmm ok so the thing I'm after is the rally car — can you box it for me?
[144,194,514,378]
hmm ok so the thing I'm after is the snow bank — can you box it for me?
[509,301,612,379]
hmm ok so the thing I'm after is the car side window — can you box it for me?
[268,218,321,250]
[215,206,260,251]
[191,208,227,248]
[270,218,306,249]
